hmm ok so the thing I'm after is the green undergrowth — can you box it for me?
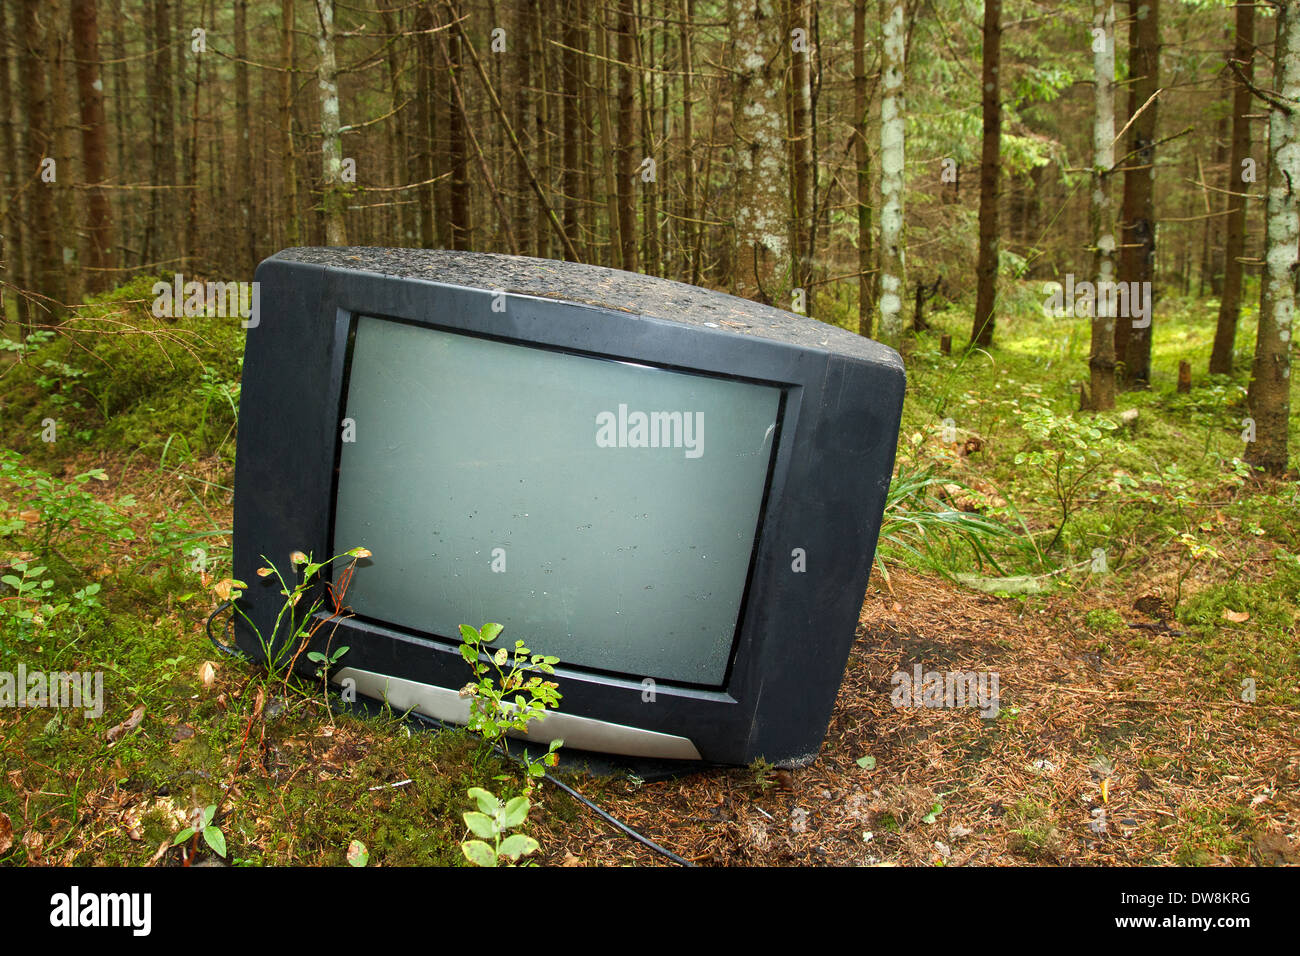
[1,274,1296,865]
[1,275,243,467]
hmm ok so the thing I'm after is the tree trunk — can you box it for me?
[234,0,255,268]
[730,0,785,303]
[446,1,472,250]
[314,0,347,245]
[108,1,130,266]
[1116,0,1159,386]
[183,0,205,267]
[431,5,451,249]
[970,0,1002,348]
[0,0,31,328]
[789,0,814,315]
[562,0,585,261]
[50,0,80,304]
[616,0,638,272]
[1087,0,1117,410]
[19,0,61,316]
[854,0,873,336]
[279,0,301,247]
[531,0,550,258]
[598,9,620,268]
[1210,0,1256,376]
[379,1,411,245]
[636,0,659,276]
[679,0,696,282]
[153,0,176,264]
[414,1,435,247]
[71,0,114,293]
[877,0,906,346]
[1246,0,1298,475]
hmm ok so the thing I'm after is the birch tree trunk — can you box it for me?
[877,0,906,346]
[1246,0,1298,474]
[1087,0,1117,410]
[970,0,1002,348]
[731,0,786,305]
[789,0,814,314]
[314,0,347,246]
[853,0,873,337]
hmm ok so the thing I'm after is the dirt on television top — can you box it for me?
[269,247,902,368]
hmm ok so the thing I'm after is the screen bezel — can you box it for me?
[324,309,795,692]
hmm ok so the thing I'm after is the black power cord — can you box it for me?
[404,709,696,867]
[203,602,696,867]
[205,600,245,659]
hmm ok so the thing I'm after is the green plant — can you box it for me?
[460,786,540,867]
[225,546,368,685]
[0,560,102,648]
[1014,404,1122,551]
[0,451,134,560]
[457,622,562,785]
[877,463,1018,581]
[172,804,227,862]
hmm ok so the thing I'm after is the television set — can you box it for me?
[232,248,904,766]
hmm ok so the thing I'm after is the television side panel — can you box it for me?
[739,351,905,764]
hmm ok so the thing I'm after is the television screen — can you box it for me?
[333,315,783,687]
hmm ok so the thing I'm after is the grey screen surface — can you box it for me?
[332,315,783,685]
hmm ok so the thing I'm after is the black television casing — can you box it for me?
[233,248,904,766]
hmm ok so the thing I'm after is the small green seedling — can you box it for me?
[460,787,540,867]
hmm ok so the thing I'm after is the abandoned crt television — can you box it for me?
[232,248,904,766]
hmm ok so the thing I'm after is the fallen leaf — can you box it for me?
[561,851,583,867]
[106,704,146,743]
[1221,609,1250,624]
[198,661,217,688]
[170,724,195,743]
[18,510,40,524]
[0,812,12,854]
[346,839,369,867]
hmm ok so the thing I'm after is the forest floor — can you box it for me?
[537,569,1299,866]
[1,278,1297,866]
